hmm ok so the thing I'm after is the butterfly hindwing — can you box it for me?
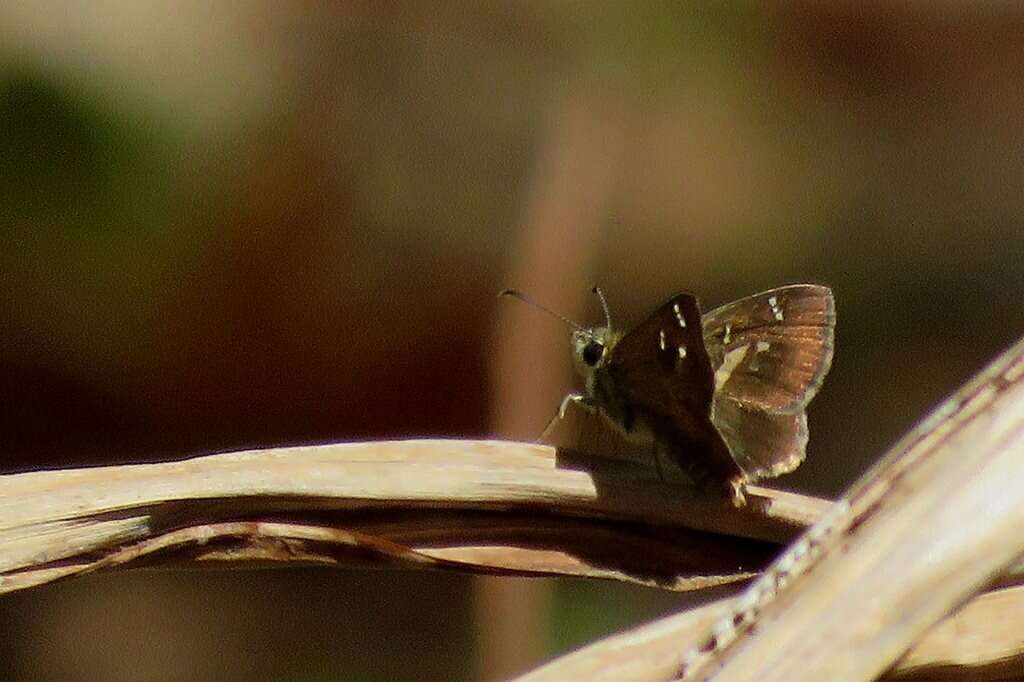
[711,395,808,480]
[702,284,835,415]
[700,284,834,480]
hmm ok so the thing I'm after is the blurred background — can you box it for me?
[2,3,1023,680]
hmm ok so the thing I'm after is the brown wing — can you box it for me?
[607,293,714,415]
[606,292,743,485]
[711,395,808,480]
[702,284,835,415]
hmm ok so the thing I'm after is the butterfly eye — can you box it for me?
[581,341,604,366]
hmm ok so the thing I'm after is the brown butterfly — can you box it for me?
[501,285,835,505]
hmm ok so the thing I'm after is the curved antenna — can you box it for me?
[591,286,612,328]
[499,289,584,331]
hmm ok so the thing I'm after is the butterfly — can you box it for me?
[501,284,835,505]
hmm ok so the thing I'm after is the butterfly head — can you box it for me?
[571,326,611,378]
[500,286,617,385]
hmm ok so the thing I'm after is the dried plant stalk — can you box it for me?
[0,439,825,595]
[674,336,1024,681]
[538,334,1022,681]
[517,583,1024,682]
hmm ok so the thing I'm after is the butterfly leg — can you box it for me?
[726,476,747,508]
[539,393,591,442]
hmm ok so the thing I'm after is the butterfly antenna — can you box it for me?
[499,289,584,331]
[592,286,612,328]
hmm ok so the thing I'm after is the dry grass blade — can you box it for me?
[0,439,827,595]
[517,582,1024,682]
[669,336,1024,681]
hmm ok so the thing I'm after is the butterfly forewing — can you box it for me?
[606,293,713,413]
[702,284,835,414]
[605,293,744,486]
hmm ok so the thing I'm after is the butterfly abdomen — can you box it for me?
[645,411,745,494]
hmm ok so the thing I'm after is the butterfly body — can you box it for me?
[562,285,834,505]
[500,283,834,505]
[567,295,746,501]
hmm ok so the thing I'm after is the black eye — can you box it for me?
[582,341,604,366]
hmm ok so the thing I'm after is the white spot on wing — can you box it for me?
[723,323,732,345]
[678,344,687,359]
[715,345,748,391]
[658,329,666,351]
[748,343,761,371]
[768,295,784,321]
[756,340,770,353]
[673,302,686,327]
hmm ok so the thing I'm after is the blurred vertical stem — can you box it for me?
[480,77,627,680]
